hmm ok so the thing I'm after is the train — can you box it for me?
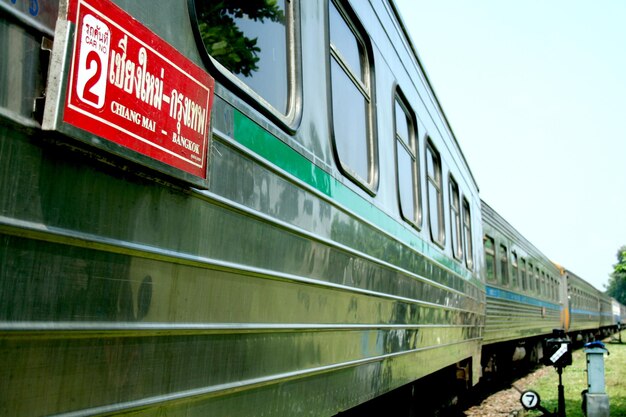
[0,0,623,416]
[481,201,622,379]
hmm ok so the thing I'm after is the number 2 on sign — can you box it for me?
[76,14,110,108]
[81,50,102,105]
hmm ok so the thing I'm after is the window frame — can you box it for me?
[425,140,445,247]
[328,0,378,193]
[393,89,421,228]
[535,266,541,294]
[188,0,302,132]
[520,258,527,290]
[462,197,474,270]
[484,235,496,282]
[511,251,519,288]
[449,176,462,260]
[528,262,535,292]
[499,244,510,286]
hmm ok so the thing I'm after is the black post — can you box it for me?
[557,367,566,417]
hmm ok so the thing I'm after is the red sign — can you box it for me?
[63,0,214,180]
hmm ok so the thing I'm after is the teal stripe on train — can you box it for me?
[232,110,480,285]
[486,286,560,311]
[571,309,612,317]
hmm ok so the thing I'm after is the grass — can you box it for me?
[524,331,626,417]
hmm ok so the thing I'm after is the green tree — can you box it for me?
[606,245,626,305]
[195,0,284,77]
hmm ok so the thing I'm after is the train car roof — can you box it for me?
[387,0,479,191]
[564,268,606,296]
[480,199,558,268]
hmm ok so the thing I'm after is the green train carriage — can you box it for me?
[0,0,484,415]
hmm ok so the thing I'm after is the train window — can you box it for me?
[535,267,540,295]
[567,284,572,303]
[511,252,519,288]
[528,262,534,292]
[547,275,551,299]
[484,236,496,282]
[540,270,546,297]
[554,277,561,301]
[449,177,462,260]
[499,244,509,286]
[329,0,377,191]
[462,198,474,269]
[192,0,294,116]
[520,258,527,290]
[578,290,585,307]
[394,92,421,227]
[553,277,558,301]
[547,277,551,299]
[426,141,445,246]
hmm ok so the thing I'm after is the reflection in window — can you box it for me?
[194,0,289,113]
[485,236,496,282]
[449,177,462,260]
[395,94,421,227]
[499,244,509,286]
[329,0,375,188]
[462,198,473,269]
[426,141,444,245]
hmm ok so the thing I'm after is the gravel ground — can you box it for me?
[463,366,553,417]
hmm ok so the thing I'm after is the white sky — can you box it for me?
[395,0,626,291]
